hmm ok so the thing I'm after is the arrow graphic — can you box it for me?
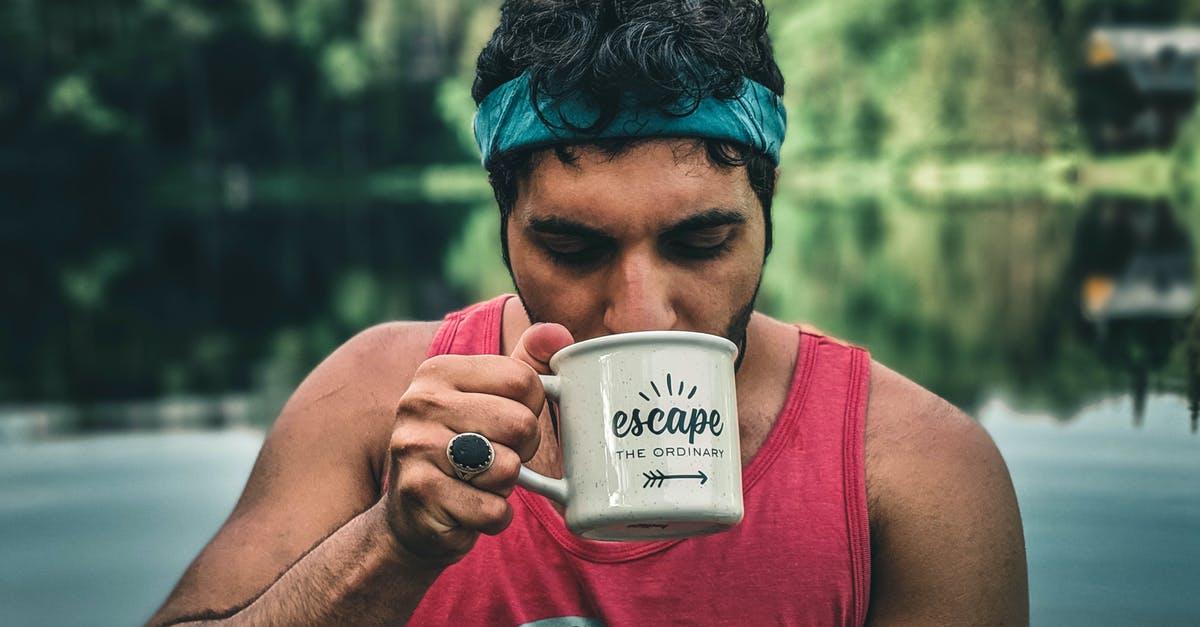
[642,469,709,488]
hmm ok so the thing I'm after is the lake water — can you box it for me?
[981,394,1200,625]
[0,430,263,627]
[0,396,1195,626]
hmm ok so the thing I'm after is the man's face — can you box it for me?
[506,139,767,349]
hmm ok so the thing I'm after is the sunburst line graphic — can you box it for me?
[638,372,698,402]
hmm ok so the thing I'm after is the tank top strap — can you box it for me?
[742,330,871,622]
[801,331,872,624]
[426,294,512,358]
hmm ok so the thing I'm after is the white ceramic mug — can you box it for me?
[517,330,743,541]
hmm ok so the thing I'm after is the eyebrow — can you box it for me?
[661,208,746,236]
[527,208,746,239]
[526,216,611,239]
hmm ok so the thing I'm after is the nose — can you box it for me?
[602,248,677,333]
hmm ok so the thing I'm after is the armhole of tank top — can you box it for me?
[479,295,504,356]
[844,346,871,626]
[426,309,467,359]
[741,328,817,491]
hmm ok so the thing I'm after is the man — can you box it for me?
[150,0,1028,624]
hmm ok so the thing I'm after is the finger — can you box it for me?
[460,442,523,497]
[412,354,546,412]
[389,420,458,475]
[387,430,517,526]
[400,461,515,536]
[400,420,526,494]
[509,322,574,376]
[389,462,513,554]
[439,393,541,461]
[441,481,514,536]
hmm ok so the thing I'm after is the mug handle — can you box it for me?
[515,375,569,504]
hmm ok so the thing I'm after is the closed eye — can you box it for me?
[664,226,737,260]
[537,234,613,267]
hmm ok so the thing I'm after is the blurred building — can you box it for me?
[1080,26,1200,151]
[1073,197,1195,424]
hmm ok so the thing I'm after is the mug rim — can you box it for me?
[549,330,738,370]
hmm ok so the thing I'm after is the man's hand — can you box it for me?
[382,322,574,566]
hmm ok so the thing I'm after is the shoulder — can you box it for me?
[862,360,1028,624]
[273,320,443,484]
[295,320,442,392]
[864,360,990,463]
[236,319,442,515]
[282,320,442,420]
[863,360,1007,518]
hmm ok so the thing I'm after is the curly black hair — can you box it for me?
[473,0,784,263]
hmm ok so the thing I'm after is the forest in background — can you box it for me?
[4,0,1200,421]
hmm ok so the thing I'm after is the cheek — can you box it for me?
[508,243,604,327]
[680,247,763,322]
[682,261,760,315]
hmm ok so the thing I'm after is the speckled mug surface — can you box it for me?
[517,330,743,541]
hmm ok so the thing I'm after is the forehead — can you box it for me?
[513,139,759,228]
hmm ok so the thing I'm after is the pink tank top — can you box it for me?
[406,295,871,626]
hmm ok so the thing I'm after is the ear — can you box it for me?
[773,167,781,194]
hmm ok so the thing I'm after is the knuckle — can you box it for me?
[487,408,538,450]
[415,354,453,377]
[490,359,539,399]
[412,355,465,389]
[396,388,444,420]
[510,364,542,396]
[479,496,512,527]
[511,411,539,445]
[395,464,442,503]
[494,453,522,484]
[388,430,427,460]
[387,430,408,456]
[388,421,441,458]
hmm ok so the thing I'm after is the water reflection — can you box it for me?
[1,197,473,419]
[746,190,1199,430]
[1068,196,1195,427]
[6,188,1195,437]
[1081,27,1200,151]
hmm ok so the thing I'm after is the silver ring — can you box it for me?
[446,432,495,481]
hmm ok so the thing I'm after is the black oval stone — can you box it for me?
[450,434,493,469]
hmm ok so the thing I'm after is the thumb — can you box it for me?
[510,322,574,375]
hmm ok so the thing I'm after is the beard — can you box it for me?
[723,279,759,372]
[513,277,761,373]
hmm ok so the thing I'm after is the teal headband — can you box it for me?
[472,72,787,167]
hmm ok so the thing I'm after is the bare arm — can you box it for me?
[147,320,571,626]
[157,505,443,626]
[147,322,442,626]
[864,362,1029,626]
